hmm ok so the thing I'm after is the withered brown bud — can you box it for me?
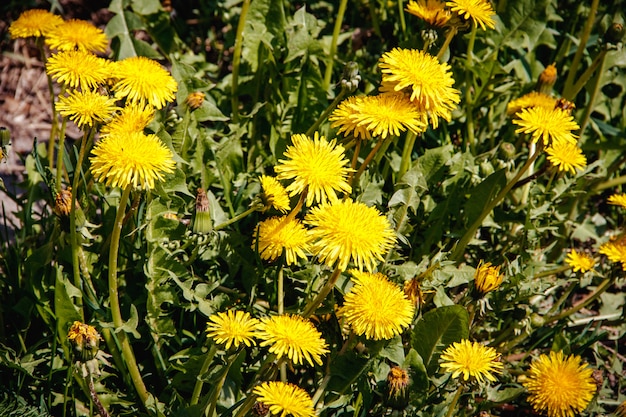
[186,92,205,110]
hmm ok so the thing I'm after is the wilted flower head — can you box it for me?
[253,381,315,417]
[473,261,503,294]
[304,199,396,272]
[537,63,558,94]
[406,0,451,28]
[90,131,176,190]
[186,91,205,110]
[54,188,74,217]
[206,310,258,350]
[385,366,411,410]
[445,0,496,30]
[440,339,503,383]
[45,19,108,53]
[9,9,63,39]
[523,351,596,417]
[253,216,310,265]
[340,270,415,340]
[46,49,111,91]
[68,321,102,362]
[565,249,595,273]
[111,56,178,109]
[193,188,213,234]
[255,314,329,366]
[379,48,460,128]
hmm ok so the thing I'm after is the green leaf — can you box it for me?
[242,0,286,71]
[463,169,507,227]
[54,267,82,345]
[411,305,469,375]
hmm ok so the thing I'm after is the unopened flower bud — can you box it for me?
[186,92,205,110]
[473,261,503,295]
[604,22,624,45]
[536,63,557,94]
[192,188,213,234]
[499,142,516,160]
[403,278,425,308]
[384,366,410,410]
[339,62,361,93]
[55,188,73,217]
[67,321,102,362]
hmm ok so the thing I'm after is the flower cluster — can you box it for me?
[405,0,496,30]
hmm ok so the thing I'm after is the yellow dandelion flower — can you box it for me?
[111,56,178,109]
[89,131,176,190]
[440,339,503,383]
[545,141,586,174]
[304,199,396,272]
[341,270,415,340]
[100,103,155,137]
[45,19,108,53]
[274,132,352,206]
[56,89,119,128]
[523,351,596,417]
[340,93,428,139]
[565,249,595,273]
[206,310,259,350]
[46,49,111,91]
[253,381,315,417]
[474,261,503,294]
[9,9,63,39]
[186,91,205,110]
[608,193,626,209]
[67,321,102,361]
[512,107,579,146]
[255,314,329,366]
[506,92,558,116]
[446,0,496,30]
[329,96,372,140]
[253,216,310,265]
[599,237,626,270]
[406,0,451,28]
[259,175,290,213]
[379,48,460,128]
[616,400,626,417]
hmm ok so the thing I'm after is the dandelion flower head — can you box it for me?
[9,9,63,39]
[379,48,460,128]
[440,339,503,383]
[111,56,178,109]
[329,96,373,140]
[565,249,595,273]
[56,89,119,128]
[259,175,290,213]
[253,381,315,417]
[445,0,496,30]
[46,49,111,91]
[512,107,579,146]
[206,310,259,350]
[608,193,626,210]
[100,103,156,137]
[523,351,596,417]
[406,0,451,28]
[45,19,108,53]
[545,141,586,174]
[274,132,352,206]
[473,261,503,294]
[90,131,176,190]
[599,236,626,270]
[305,199,396,272]
[67,321,102,347]
[255,314,329,366]
[341,270,415,340]
[506,92,558,116]
[253,216,310,265]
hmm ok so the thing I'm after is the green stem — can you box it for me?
[352,136,389,186]
[533,264,570,279]
[302,268,342,318]
[55,118,68,192]
[545,276,613,323]
[367,0,382,38]
[190,343,218,406]
[578,50,608,135]
[398,131,418,179]
[566,49,607,103]
[231,0,251,123]
[593,174,626,192]
[108,185,151,406]
[562,0,600,97]
[397,0,406,38]
[214,205,260,231]
[464,23,477,153]
[436,27,458,61]
[207,350,240,417]
[323,0,349,90]
[450,146,541,262]
[444,385,464,417]
[305,89,347,138]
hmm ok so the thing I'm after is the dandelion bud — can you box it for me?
[384,366,410,410]
[54,188,74,217]
[339,61,361,93]
[473,261,503,295]
[604,22,624,45]
[0,127,10,146]
[192,188,213,234]
[252,401,270,417]
[499,142,516,160]
[421,28,438,46]
[403,278,424,308]
[536,63,557,94]
[67,321,102,362]
[186,91,205,110]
